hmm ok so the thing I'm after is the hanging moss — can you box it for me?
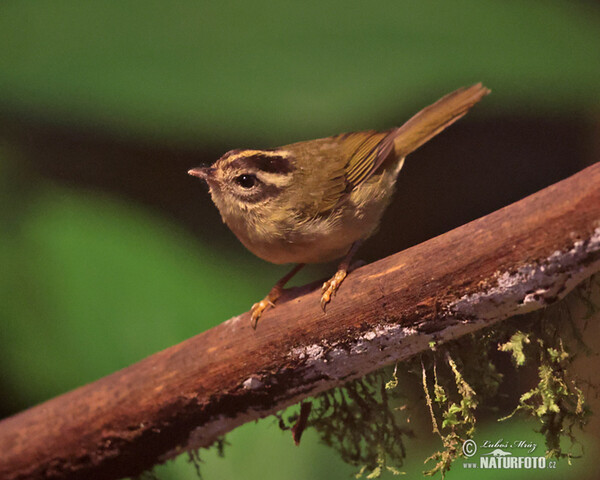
[279,370,413,477]
[278,274,598,478]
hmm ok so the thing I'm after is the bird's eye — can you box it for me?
[235,174,258,189]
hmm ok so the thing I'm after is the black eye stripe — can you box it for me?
[227,153,294,175]
[249,154,294,174]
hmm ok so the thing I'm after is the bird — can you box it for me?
[189,83,490,328]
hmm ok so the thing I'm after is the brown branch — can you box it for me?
[1,162,600,480]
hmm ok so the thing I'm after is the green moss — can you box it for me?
[420,350,483,477]
[277,273,598,478]
[498,332,590,459]
[498,331,531,366]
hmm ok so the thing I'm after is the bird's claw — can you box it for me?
[250,293,280,329]
[250,299,270,329]
[320,269,348,312]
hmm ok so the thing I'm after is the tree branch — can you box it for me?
[1,162,600,480]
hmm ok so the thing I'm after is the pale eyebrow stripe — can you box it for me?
[226,149,291,161]
[255,171,294,187]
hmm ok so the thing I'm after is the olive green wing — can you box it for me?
[339,129,399,190]
[298,129,399,214]
[284,129,399,215]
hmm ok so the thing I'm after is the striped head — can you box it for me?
[188,148,295,221]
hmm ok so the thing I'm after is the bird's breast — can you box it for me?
[221,163,401,265]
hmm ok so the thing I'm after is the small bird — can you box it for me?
[189,84,490,327]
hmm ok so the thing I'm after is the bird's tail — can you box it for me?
[393,83,490,158]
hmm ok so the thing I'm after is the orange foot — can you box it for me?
[320,269,348,312]
[250,263,305,329]
[250,290,279,329]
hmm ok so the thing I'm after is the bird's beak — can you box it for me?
[188,166,214,181]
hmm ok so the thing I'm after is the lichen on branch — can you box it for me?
[275,274,598,478]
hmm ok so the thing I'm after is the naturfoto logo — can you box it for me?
[462,439,559,470]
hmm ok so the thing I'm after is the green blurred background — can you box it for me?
[1,1,599,479]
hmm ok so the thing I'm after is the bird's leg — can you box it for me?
[321,241,362,311]
[251,263,305,328]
